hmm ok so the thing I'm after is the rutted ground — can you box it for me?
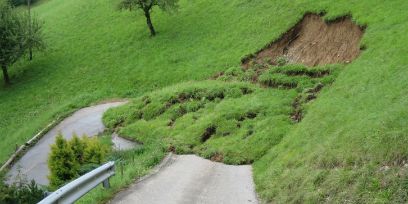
[104,81,295,164]
[105,13,364,166]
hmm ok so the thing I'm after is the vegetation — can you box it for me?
[77,133,166,204]
[0,0,407,203]
[10,0,39,6]
[119,0,178,36]
[0,0,44,85]
[103,81,295,164]
[48,134,108,189]
[0,173,45,204]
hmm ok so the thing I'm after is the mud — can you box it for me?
[243,13,364,67]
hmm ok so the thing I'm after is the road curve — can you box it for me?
[6,102,127,186]
[110,154,258,204]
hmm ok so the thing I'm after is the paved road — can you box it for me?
[7,102,127,186]
[110,154,258,204]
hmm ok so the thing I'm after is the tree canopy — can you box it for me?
[0,0,44,85]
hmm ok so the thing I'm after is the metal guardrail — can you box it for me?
[38,161,115,204]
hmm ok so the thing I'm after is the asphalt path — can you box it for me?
[7,101,258,204]
[110,154,258,204]
[6,102,126,186]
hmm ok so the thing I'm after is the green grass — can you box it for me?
[103,81,295,164]
[1,0,408,203]
[78,132,166,204]
[0,0,296,163]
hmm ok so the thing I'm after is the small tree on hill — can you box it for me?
[0,0,44,85]
[119,0,178,36]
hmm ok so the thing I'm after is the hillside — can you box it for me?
[0,0,283,163]
[1,0,408,203]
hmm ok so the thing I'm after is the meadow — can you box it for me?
[1,0,408,203]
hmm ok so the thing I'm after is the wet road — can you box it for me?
[7,102,126,186]
[110,154,258,204]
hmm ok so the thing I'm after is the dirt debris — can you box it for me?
[243,13,364,67]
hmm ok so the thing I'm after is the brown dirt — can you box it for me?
[243,13,364,67]
[210,152,224,162]
[201,126,217,142]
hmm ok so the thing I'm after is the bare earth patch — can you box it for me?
[243,13,364,67]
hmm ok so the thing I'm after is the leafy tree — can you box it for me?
[0,0,44,85]
[119,0,178,36]
[48,134,79,189]
[26,0,45,61]
[10,0,38,6]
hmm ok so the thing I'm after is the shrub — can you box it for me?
[82,136,108,165]
[48,134,108,189]
[0,175,45,204]
[48,135,79,189]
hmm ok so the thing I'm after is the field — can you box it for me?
[1,0,408,203]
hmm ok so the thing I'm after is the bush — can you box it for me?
[0,173,45,204]
[48,135,79,189]
[48,134,108,189]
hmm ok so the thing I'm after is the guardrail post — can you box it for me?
[102,179,110,188]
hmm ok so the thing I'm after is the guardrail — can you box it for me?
[38,161,115,204]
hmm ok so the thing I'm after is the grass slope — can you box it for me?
[0,0,293,163]
[1,0,408,203]
[103,81,295,164]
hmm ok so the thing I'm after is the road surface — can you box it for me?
[6,102,127,186]
[110,154,258,204]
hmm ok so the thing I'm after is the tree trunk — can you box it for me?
[2,65,10,85]
[144,10,156,36]
[28,0,33,61]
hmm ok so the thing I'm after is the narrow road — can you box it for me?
[110,154,258,204]
[7,102,126,186]
[7,101,258,204]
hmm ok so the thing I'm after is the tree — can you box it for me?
[0,0,44,85]
[119,0,178,36]
[26,0,45,61]
[48,134,79,189]
[27,0,33,60]
[10,0,38,6]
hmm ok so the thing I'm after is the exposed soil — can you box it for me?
[201,126,217,142]
[291,95,304,122]
[243,13,364,67]
[210,152,224,162]
[238,111,258,121]
[291,83,325,122]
